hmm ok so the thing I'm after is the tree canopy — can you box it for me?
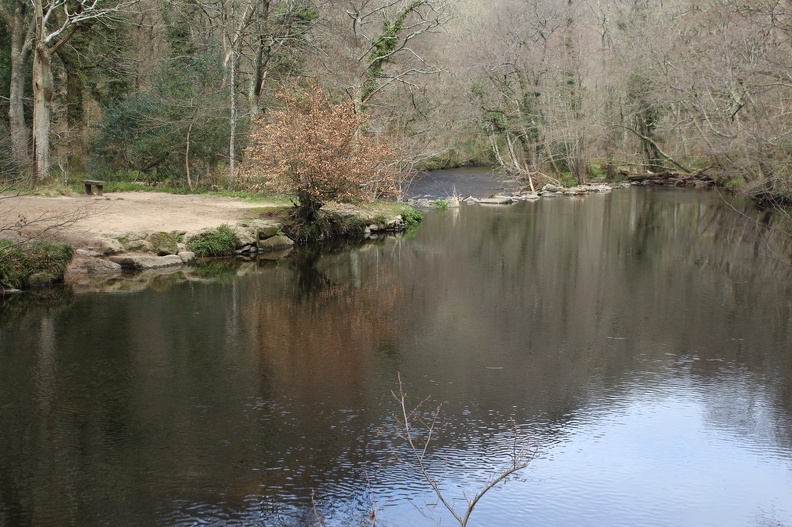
[2,0,792,203]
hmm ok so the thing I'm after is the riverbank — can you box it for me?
[0,190,418,288]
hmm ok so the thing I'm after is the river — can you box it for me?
[1,182,792,526]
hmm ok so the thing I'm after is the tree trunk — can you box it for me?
[229,47,237,184]
[32,41,53,182]
[58,47,85,172]
[4,2,33,169]
[247,0,271,111]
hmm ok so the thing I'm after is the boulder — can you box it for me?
[542,183,565,193]
[109,255,183,270]
[232,225,257,247]
[479,196,515,205]
[80,258,121,274]
[258,235,294,251]
[112,230,148,243]
[100,238,125,255]
[250,219,283,239]
[124,239,155,253]
[148,232,179,256]
[178,251,196,265]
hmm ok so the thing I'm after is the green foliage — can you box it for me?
[192,259,239,282]
[726,176,747,190]
[64,17,135,108]
[435,199,449,210]
[186,225,238,257]
[90,53,232,183]
[0,286,73,328]
[0,240,74,289]
[362,1,424,102]
[399,206,423,230]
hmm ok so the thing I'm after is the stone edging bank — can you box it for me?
[68,213,410,275]
[69,219,293,274]
[407,182,631,209]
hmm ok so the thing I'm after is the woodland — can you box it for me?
[2,0,792,203]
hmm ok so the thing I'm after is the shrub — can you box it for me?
[400,206,423,230]
[244,83,397,222]
[0,240,74,289]
[186,225,238,257]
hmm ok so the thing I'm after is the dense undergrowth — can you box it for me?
[0,240,74,290]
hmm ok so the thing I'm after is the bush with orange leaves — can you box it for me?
[245,84,397,222]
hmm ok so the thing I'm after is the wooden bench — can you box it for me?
[83,179,105,196]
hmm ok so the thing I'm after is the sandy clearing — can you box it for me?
[1,191,278,248]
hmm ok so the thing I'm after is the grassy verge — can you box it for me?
[0,240,74,290]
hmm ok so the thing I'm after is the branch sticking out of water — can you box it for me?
[390,372,535,527]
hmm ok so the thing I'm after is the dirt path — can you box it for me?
[2,191,279,248]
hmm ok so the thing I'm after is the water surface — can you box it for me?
[2,186,792,526]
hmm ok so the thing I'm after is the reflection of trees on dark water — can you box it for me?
[2,188,792,526]
[0,285,73,328]
[289,241,372,299]
[290,246,333,297]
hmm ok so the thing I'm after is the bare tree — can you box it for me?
[317,0,448,111]
[29,0,139,181]
[0,0,34,170]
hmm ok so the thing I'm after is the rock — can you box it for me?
[81,258,121,274]
[408,198,434,209]
[109,255,183,270]
[479,196,515,205]
[100,238,125,255]
[185,228,217,244]
[112,230,148,243]
[542,183,564,193]
[124,239,155,253]
[148,232,179,256]
[250,219,283,239]
[75,248,100,257]
[232,225,257,247]
[178,251,196,265]
[258,235,295,251]
[384,215,404,230]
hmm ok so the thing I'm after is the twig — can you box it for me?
[391,373,535,527]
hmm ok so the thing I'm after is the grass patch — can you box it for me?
[0,240,74,289]
[186,225,238,257]
[399,205,423,230]
[726,176,747,190]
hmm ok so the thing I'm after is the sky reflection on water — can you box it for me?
[1,186,792,526]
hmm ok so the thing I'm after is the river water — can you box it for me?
[2,184,792,526]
